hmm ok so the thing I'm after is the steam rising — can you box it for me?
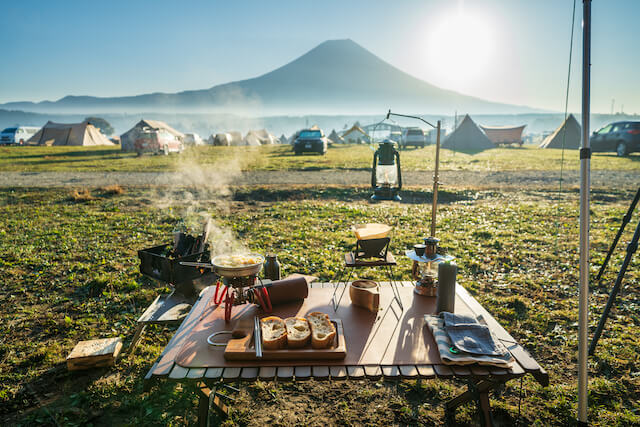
[153,147,254,259]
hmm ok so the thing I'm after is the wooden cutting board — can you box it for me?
[224,319,346,361]
[66,338,122,371]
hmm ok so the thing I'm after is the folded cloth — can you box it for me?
[442,312,505,356]
[424,315,514,368]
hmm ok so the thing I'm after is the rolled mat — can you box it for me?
[265,276,309,306]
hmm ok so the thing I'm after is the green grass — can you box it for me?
[1,185,638,425]
[1,144,638,172]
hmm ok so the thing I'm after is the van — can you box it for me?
[134,129,184,155]
[0,126,39,145]
[401,127,427,148]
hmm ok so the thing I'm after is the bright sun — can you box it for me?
[426,9,494,92]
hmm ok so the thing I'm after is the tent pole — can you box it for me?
[431,121,441,237]
[578,0,591,425]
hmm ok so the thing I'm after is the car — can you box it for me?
[134,129,184,155]
[293,129,328,155]
[401,127,427,148]
[0,126,39,145]
[591,121,640,156]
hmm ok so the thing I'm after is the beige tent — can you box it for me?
[442,115,494,151]
[120,119,184,152]
[27,121,114,146]
[539,114,581,149]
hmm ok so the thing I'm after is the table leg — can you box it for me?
[197,382,229,426]
[445,379,503,427]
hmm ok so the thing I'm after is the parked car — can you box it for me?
[591,121,640,156]
[293,129,328,155]
[134,129,184,155]
[401,127,427,148]
[0,126,39,145]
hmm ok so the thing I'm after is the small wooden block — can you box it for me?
[66,338,122,371]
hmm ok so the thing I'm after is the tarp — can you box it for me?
[120,119,184,152]
[479,125,526,145]
[27,121,114,146]
[539,114,581,149]
[442,115,493,151]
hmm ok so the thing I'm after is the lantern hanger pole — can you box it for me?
[385,110,441,237]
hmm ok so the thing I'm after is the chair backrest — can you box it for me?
[355,237,390,259]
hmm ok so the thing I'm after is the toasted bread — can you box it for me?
[260,316,287,350]
[306,312,336,349]
[284,317,311,348]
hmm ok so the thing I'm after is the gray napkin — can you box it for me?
[441,312,505,357]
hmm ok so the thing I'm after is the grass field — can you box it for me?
[1,144,638,172]
[1,185,638,425]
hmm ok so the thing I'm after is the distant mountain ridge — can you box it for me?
[1,39,543,115]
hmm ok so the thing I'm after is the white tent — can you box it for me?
[120,119,184,152]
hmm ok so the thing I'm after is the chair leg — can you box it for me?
[128,323,146,354]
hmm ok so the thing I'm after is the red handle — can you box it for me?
[213,281,228,305]
[224,291,234,322]
[261,287,272,312]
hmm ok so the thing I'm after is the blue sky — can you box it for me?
[1,0,638,114]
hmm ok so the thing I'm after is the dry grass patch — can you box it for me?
[69,188,95,202]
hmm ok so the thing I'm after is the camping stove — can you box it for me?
[180,253,271,322]
[213,275,272,322]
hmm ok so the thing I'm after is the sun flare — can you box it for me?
[426,9,494,92]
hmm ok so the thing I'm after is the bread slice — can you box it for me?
[284,317,311,348]
[306,312,336,349]
[260,316,287,350]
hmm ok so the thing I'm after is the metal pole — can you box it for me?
[578,0,591,424]
[431,121,441,237]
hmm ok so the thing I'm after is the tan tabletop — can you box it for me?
[146,282,548,385]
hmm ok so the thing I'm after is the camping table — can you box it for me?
[144,282,548,427]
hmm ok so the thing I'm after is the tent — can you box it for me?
[244,129,277,145]
[184,133,204,146]
[480,125,526,146]
[27,121,114,146]
[279,134,289,144]
[342,124,369,144]
[442,115,494,151]
[539,114,581,149]
[120,119,184,152]
[328,129,345,144]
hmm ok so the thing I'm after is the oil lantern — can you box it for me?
[371,139,402,201]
